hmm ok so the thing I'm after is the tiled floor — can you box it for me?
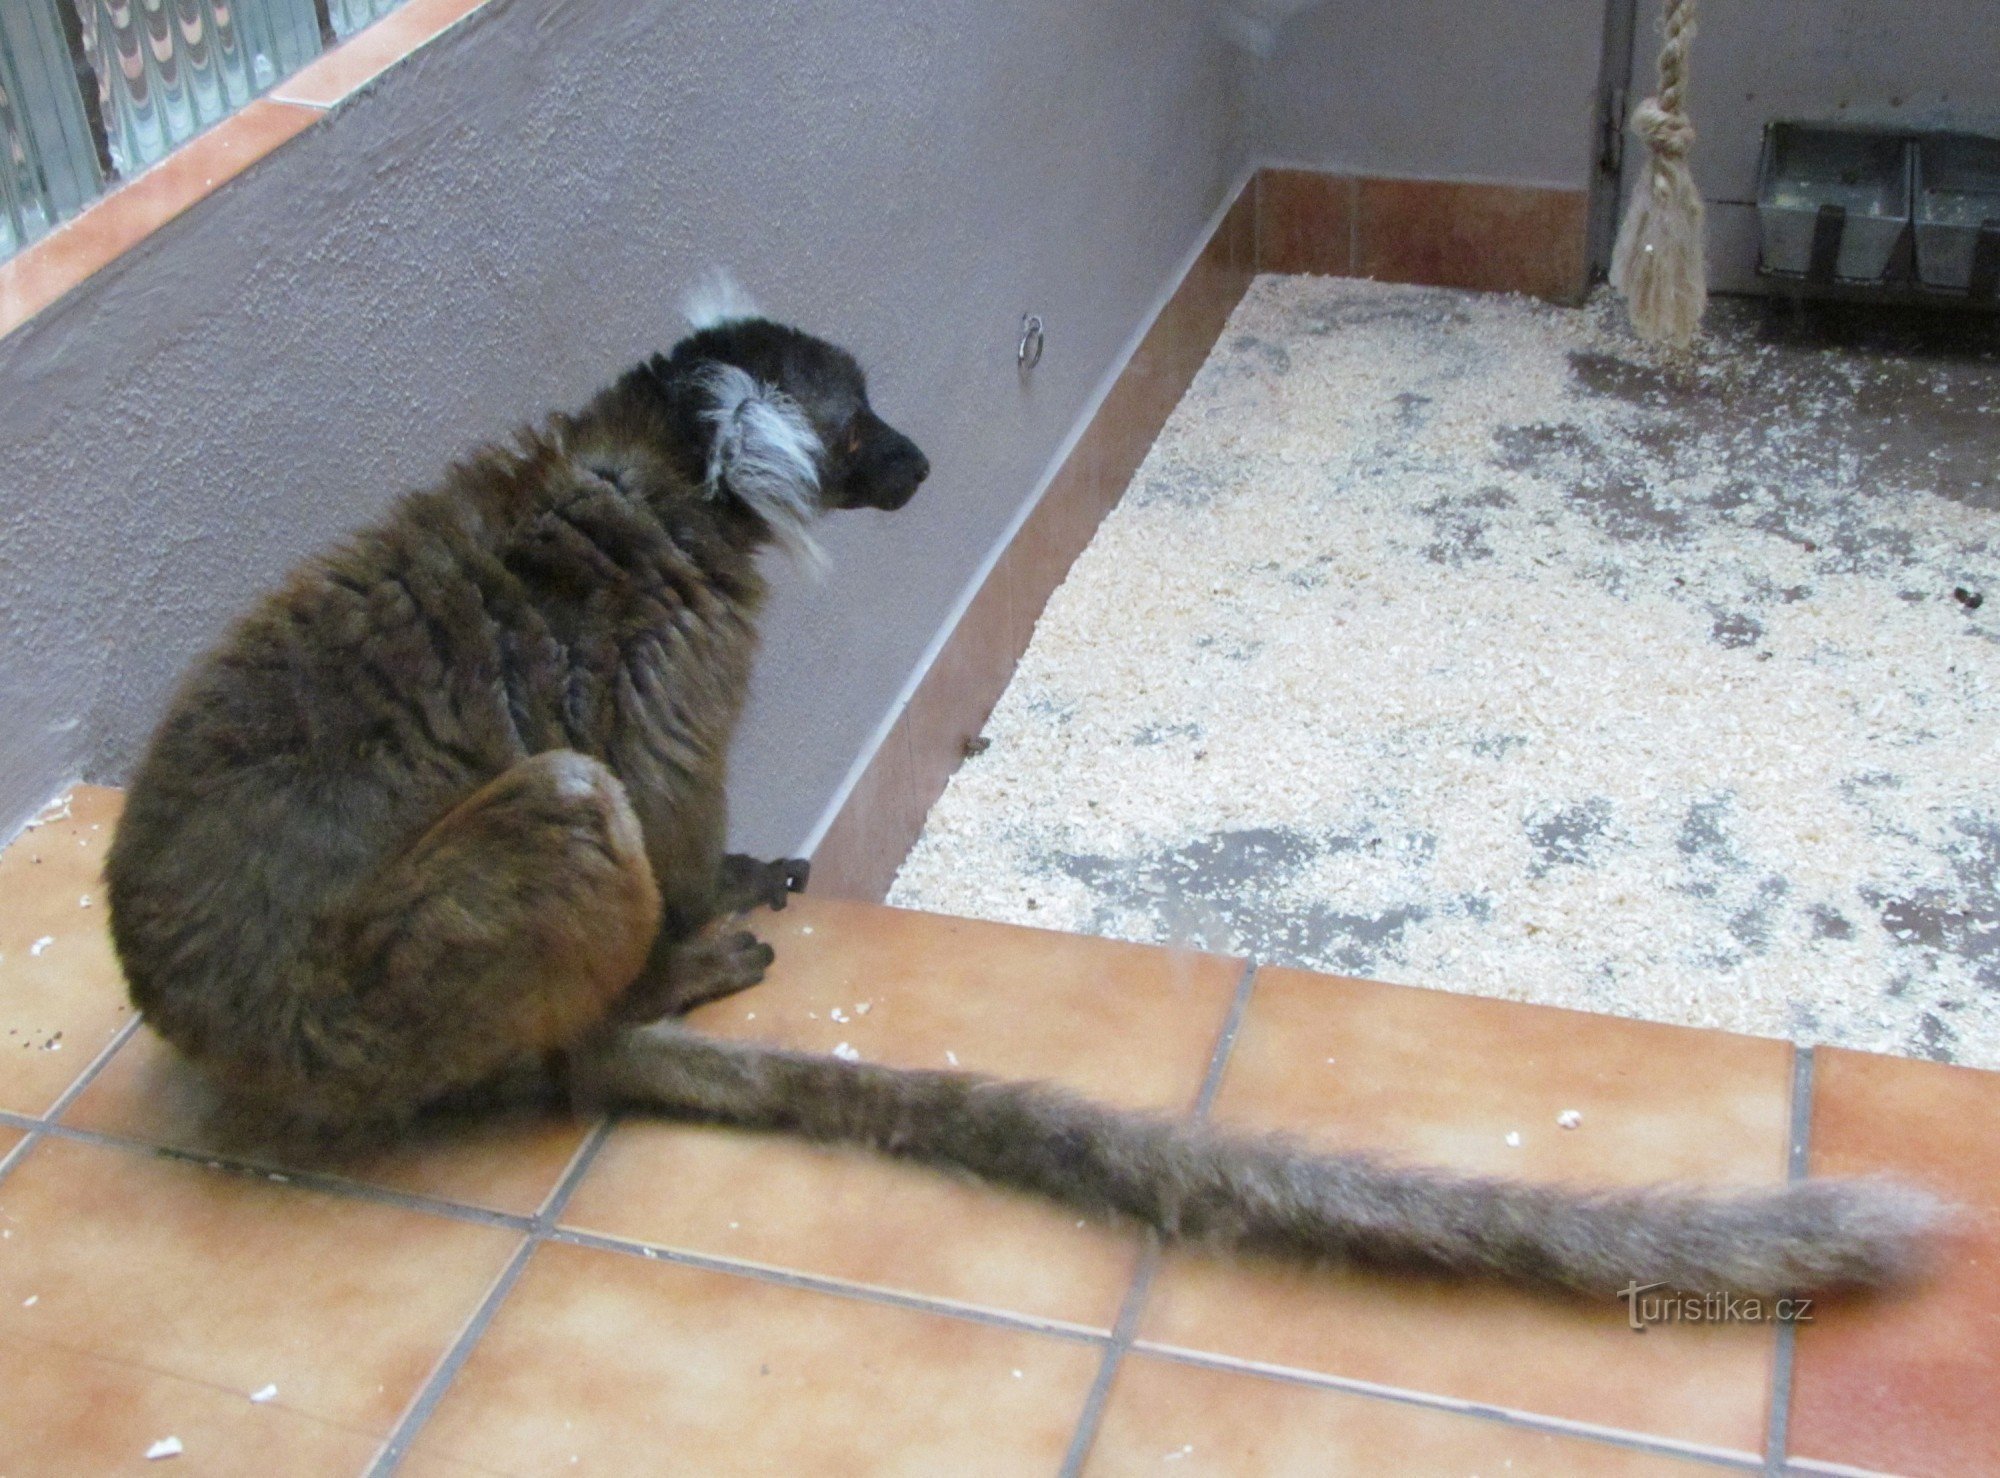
[2,788,1996,1475]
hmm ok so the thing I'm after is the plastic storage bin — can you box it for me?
[1756,123,1911,283]
[1914,132,2000,295]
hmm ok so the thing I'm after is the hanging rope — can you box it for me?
[1610,0,1706,350]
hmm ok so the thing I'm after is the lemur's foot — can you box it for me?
[717,854,811,914]
[614,930,776,1022]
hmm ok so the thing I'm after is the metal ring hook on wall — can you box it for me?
[1018,314,1045,370]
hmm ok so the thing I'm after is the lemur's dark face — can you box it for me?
[671,319,930,512]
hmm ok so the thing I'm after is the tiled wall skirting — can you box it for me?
[807,166,1591,899]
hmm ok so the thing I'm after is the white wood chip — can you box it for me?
[892,276,2000,1069]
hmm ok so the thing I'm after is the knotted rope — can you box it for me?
[1610,0,1706,349]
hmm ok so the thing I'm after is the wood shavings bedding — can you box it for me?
[892,276,2000,1068]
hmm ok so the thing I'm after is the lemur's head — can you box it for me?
[662,276,929,561]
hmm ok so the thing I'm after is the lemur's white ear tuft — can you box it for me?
[696,363,827,571]
[683,270,762,331]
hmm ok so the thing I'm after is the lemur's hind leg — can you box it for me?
[716,854,811,913]
[289,750,661,1129]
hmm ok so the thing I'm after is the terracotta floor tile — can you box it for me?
[0,787,135,1115]
[1138,965,1793,1457]
[1789,1048,2000,1477]
[1083,1354,1706,1476]
[62,1023,595,1216]
[398,1455,503,1478]
[273,0,495,106]
[564,896,1234,1323]
[563,1125,1142,1331]
[411,1239,1102,1475]
[0,1136,520,1464]
[0,1335,383,1476]
[681,895,1240,1109]
[397,1457,500,1478]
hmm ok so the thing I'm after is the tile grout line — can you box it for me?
[0,1125,37,1183]
[18,1116,536,1232]
[1766,1044,1816,1476]
[42,1014,142,1120]
[1056,1249,1158,1478]
[1131,1341,1764,1472]
[0,1013,140,1194]
[367,1113,617,1476]
[1057,955,1262,1477]
[1347,175,1360,275]
[1251,170,1263,273]
[548,1225,1112,1347]
[1189,957,1259,1121]
[1059,959,1765,1473]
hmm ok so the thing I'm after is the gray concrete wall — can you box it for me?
[1616,0,2000,290]
[1245,0,1609,190]
[0,0,1241,850]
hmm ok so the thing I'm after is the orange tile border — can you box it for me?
[1788,1047,2000,1477]
[272,0,499,108]
[0,0,498,340]
[0,101,320,340]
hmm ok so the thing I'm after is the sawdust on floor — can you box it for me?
[891,276,2000,1069]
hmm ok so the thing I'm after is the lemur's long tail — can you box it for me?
[584,1027,1941,1298]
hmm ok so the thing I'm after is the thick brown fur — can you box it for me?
[107,308,1940,1301]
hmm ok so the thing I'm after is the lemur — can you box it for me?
[105,283,1938,1301]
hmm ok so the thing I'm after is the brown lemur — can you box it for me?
[106,282,1939,1302]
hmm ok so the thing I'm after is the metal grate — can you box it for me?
[1,0,409,265]
[325,0,406,41]
[0,0,103,256]
[75,0,323,177]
